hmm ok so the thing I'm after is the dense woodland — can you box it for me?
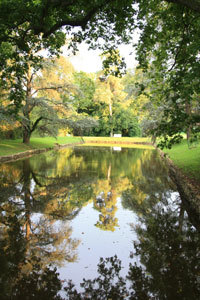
[0,55,146,141]
[0,0,200,147]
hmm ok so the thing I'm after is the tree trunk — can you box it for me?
[109,102,113,137]
[185,101,192,142]
[23,127,31,144]
[110,125,113,137]
[22,61,32,144]
[151,135,157,144]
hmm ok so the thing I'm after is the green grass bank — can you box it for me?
[0,136,82,157]
[164,139,200,183]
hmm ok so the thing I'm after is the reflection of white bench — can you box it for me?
[114,134,121,137]
[113,147,121,151]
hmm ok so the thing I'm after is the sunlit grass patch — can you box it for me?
[82,137,153,149]
[82,142,154,150]
[83,136,151,143]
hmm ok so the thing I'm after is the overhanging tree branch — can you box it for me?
[31,116,43,133]
[32,86,65,96]
[31,84,76,96]
[41,0,116,37]
[166,0,200,13]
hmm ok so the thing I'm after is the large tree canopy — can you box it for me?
[1,0,200,145]
[0,0,134,40]
[1,0,199,42]
[0,0,136,114]
[134,0,200,146]
[0,0,137,55]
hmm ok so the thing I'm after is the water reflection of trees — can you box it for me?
[1,193,199,299]
[93,162,119,231]
[0,147,177,252]
[77,147,175,232]
[1,147,163,235]
[64,196,200,299]
[0,208,62,299]
[0,157,81,271]
[128,194,200,300]
[1,146,195,299]
[0,156,81,298]
[94,188,119,232]
[121,150,175,216]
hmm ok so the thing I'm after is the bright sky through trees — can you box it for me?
[67,38,139,73]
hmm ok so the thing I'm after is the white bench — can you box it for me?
[113,134,122,137]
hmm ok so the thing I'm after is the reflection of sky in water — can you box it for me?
[113,146,121,151]
[31,213,71,236]
[59,197,139,288]
[31,212,43,223]
[30,190,181,289]
[154,191,180,212]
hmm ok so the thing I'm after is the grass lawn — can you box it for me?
[0,136,82,156]
[164,139,200,182]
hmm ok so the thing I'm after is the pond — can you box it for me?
[0,146,199,299]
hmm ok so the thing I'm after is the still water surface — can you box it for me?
[0,146,199,299]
